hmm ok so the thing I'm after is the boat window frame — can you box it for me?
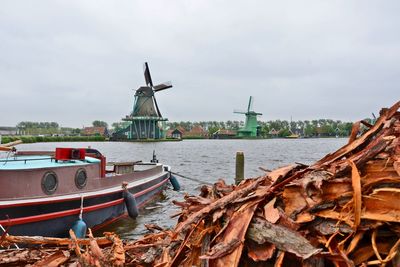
[41,171,58,195]
[75,168,88,189]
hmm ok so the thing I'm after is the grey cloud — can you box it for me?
[0,0,399,127]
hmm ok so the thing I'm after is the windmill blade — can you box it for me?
[153,96,162,117]
[247,96,254,112]
[143,62,153,87]
[153,82,173,92]
[234,109,247,114]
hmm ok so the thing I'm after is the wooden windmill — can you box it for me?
[122,62,172,140]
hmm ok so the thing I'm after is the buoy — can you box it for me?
[123,189,139,219]
[71,195,87,238]
[169,175,180,191]
[71,219,87,238]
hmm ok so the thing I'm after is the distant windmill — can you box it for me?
[122,62,172,140]
[234,96,262,137]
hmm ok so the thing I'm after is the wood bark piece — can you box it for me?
[88,228,104,260]
[3,234,112,247]
[349,160,362,230]
[348,121,361,144]
[268,164,300,184]
[247,241,276,262]
[210,200,260,267]
[105,232,125,266]
[0,146,13,151]
[32,250,70,267]
[1,140,23,147]
[362,188,400,222]
[394,160,400,176]
[274,251,285,267]
[263,197,280,223]
[247,217,321,259]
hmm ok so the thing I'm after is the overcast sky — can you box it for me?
[0,1,399,127]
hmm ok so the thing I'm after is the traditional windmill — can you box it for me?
[234,96,262,137]
[122,62,172,140]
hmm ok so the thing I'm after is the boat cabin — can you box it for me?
[0,148,162,200]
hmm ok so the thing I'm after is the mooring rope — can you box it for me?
[79,195,84,220]
[2,150,13,166]
[0,223,19,249]
[170,171,213,185]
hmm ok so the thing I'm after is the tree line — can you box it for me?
[14,121,109,136]
[166,119,356,137]
[12,118,362,138]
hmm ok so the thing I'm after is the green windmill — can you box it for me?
[234,96,262,138]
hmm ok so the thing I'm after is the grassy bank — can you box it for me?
[0,135,106,144]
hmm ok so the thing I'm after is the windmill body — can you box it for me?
[132,86,159,117]
[120,63,172,140]
[234,96,262,138]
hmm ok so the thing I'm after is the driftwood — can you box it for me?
[0,140,22,151]
[0,248,70,266]
[2,233,112,247]
[1,100,400,266]
[247,217,321,259]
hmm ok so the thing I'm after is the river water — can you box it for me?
[17,138,347,239]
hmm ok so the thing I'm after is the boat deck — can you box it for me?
[0,156,100,170]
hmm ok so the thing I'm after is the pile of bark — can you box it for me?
[1,101,400,266]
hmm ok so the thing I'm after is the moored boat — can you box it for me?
[0,146,177,237]
[285,134,300,139]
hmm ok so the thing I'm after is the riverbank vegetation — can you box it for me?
[0,135,105,144]
[2,118,363,143]
[167,119,358,137]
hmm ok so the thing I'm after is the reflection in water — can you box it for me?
[18,138,347,239]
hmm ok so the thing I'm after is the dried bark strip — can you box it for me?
[246,217,321,259]
[3,233,112,247]
[349,160,362,230]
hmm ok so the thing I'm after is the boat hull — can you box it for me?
[0,171,170,237]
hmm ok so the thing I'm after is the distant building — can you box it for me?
[212,129,237,139]
[0,126,18,136]
[268,128,279,138]
[316,127,331,137]
[166,126,186,138]
[82,127,108,136]
[184,125,208,138]
[171,128,184,139]
[176,126,186,135]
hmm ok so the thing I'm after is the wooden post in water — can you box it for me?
[235,151,244,185]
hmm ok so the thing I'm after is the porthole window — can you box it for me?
[75,168,87,189]
[41,171,58,195]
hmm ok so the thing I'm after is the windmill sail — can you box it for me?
[233,109,247,114]
[153,82,173,92]
[247,96,253,112]
[144,62,153,87]
[153,96,162,117]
